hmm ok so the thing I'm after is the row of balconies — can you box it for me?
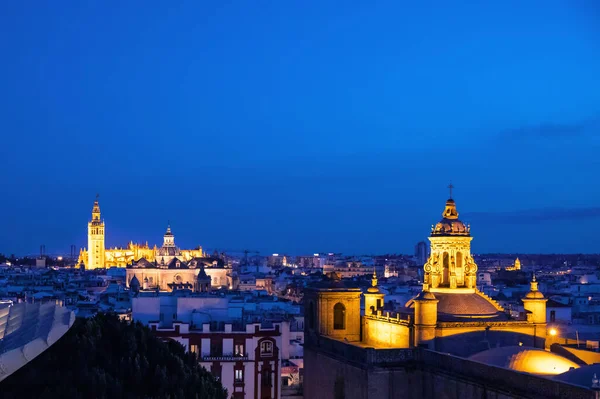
[201,353,249,361]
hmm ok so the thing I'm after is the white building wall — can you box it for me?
[221,363,234,397]
[176,297,229,323]
[280,321,290,360]
[132,297,160,325]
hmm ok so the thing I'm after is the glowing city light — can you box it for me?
[549,328,557,336]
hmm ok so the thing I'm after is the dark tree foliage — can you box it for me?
[1,314,227,399]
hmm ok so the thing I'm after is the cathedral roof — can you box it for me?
[130,257,153,268]
[407,292,508,321]
[157,246,181,257]
[166,258,187,269]
[431,198,470,237]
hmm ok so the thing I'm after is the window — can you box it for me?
[333,303,345,330]
[260,341,273,356]
[550,310,556,323]
[235,343,245,356]
[262,370,272,387]
[235,369,244,382]
[190,344,198,354]
[210,340,222,357]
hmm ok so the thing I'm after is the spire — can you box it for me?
[524,271,544,299]
[367,268,381,294]
[91,194,101,221]
[165,221,172,236]
[442,198,459,220]
[371,268,378,288]
[448,183,454,199]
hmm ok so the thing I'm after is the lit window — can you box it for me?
[235,344,245,356]
[190,344,198,354]
[260,341,273,356]
[235,369,244,382]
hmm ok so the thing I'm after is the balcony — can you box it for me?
[201,353,249,362]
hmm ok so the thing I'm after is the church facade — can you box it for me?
[303,194,571,399]
[78,198,204,269]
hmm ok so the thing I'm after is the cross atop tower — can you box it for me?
[448,183,454,199]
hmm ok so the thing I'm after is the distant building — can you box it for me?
[506,257,522,271]
[267,254,289,267]
[414,241,429,267]
[133,294,303,399]
[78,198,204,269]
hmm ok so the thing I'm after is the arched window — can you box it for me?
[442,252,449,285]
[308,301,315,329]
[333,303,345,330]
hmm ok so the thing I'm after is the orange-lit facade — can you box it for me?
[306,194,548,356]
[78,198,203,269]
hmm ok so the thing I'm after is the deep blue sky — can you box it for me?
[1,1,599,256]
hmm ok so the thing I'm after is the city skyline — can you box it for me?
[1,2,600,255]
[3,191,600,257]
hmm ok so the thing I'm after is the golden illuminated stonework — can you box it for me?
[78,198,203,269]
[506,257,521,271]
[423,197,477,290]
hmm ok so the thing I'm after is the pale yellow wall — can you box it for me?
[362,317,410,348]
[523,300,547,324]
[364,293,384,315]
[314,292,362,342]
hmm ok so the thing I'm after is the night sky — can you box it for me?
[1,2,599,256]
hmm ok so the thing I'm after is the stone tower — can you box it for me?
[304,273,362,342]
[87,196,105,269]
[413,290,439,349]
[522,274,547,324]
[423,192,477,290]
[363,270,385,315]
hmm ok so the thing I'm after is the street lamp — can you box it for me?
[549,328,557,337]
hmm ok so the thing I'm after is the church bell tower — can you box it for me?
[87,195,105,269]
[423,185,478,290]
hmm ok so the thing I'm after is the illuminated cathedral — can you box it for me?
[77,197,203,269]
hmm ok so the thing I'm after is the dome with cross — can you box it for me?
[431,185,470,237]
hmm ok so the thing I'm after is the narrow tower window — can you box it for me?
[333,303,346,330]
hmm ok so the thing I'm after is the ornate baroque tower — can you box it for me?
[87,196,105,269]
[423,187,478,290]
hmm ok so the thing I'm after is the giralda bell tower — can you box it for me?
[87,195,105,269]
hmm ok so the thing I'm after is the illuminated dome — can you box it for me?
[469,346,579,376]
[406,292,508,321]
[431,199,470,236]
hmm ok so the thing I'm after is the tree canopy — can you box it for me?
[1,313,227,399]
